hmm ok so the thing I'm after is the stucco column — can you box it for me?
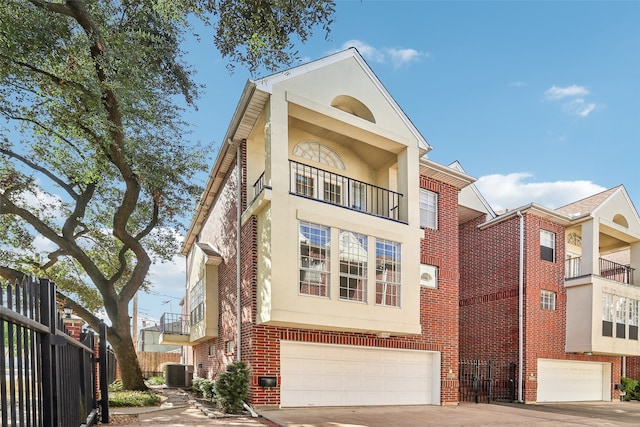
[580,219,599,276]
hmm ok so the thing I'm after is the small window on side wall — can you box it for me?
[419,189,438,229]
[540,230,555,262]
[420,264,438,288]
[540,290,556,310]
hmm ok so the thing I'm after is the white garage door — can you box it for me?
[537,359,611,402]
[280,341,439,407]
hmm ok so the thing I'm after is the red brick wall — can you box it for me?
[459,210,622,402]
[193,145,462,405]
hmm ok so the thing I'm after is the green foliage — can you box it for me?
[0,0,333,390]
[108,379,124,392]
[109,390,162,407]
[622,377,640,401]
[192,376,216,400]
[215,361,250,414]
[145,376,164,385]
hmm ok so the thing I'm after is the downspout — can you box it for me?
[516,210,524,403]
[236,141,242,362]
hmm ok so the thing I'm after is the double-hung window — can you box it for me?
[602,293,614,337]
[616,297,627,338]
[299,221,331,297]
[375,239,401,307]
[540,230,556,262]
[630,299,639,340]
[419,189,438,229]
[339,231,367,302]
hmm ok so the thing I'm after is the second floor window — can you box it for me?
[190,278,204,325]
[420,189,438,229]
[299,221,331,297]
[540,230,556,262]
[375,239,401,307]
[339,231,368,302]
[602,293,614,337]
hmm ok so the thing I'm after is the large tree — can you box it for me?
[0,0,334,390]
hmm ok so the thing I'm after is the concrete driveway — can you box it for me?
[258,401,640,426]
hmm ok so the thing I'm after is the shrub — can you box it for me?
[621,377,639,401]
[192,377,216,400]
[109,390,162,407]
[215,361,249,413]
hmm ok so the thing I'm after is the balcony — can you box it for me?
[158,313,190,346]
[565,257,640,356]
[288,160,403,222]
[565,257,635,286]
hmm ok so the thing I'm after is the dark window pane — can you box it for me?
[603,320,613,337]
[617,322,626,339]
[541,246,554,262]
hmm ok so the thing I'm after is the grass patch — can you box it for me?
[109,390,163,407]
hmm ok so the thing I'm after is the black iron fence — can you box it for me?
[459,360,516,403]
[565,256,636,285]
[0,276,112,426]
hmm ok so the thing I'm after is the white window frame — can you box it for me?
[540,290,556,310]
[419,189,438,229]
[339,231,368,302]
[540,230,556,262]
[375,239,401,307]
[299,221,331,298]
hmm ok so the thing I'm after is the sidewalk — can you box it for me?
[107,386,270,426]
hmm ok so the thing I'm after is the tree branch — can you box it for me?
[0,265,27,283]
[56,291,102,330]
[27,0,74,18]
[0,145,79,200]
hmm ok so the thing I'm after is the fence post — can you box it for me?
[99,321,110,423]
[39,278,57,427]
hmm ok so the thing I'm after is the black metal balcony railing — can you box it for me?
[159,313,190,336]
[253,171,266,200]
[565,256,636,286]
[289,160,403,221]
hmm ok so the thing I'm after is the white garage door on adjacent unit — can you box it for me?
[537,359,611,402]
[279,341,440,407]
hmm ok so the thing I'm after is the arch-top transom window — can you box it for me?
[613,214,629,228]
[331,95,375,123]
[292,141,345,170]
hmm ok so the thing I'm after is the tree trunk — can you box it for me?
[108,321,147,391]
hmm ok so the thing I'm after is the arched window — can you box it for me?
[331,95,375,123]
[613,214,629,228]
[292,141,345,170]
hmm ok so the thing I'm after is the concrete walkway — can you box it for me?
[107,386,269,426]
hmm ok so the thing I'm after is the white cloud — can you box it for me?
[545,85,590,100]
[147,255,185,293]
[338,40,427,68]
[475,172,606,211]
[565,98,597,117]
[544,84,598,117]
[508,81,526,87]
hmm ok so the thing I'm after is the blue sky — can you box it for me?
[138,0,640,325]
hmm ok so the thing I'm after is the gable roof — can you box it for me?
[254,47,432,153]
[181,48,433,255]
[555,186,620,218]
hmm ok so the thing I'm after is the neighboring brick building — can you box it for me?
[160,48,479,406]
[459,185,640,403]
